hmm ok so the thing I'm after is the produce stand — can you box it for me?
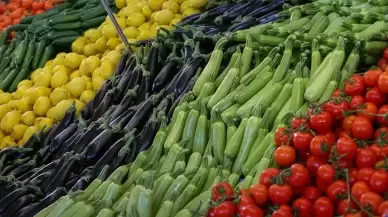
[1,0,388,216]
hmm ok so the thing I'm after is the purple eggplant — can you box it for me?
[72,122,102,154]
[134,67,151,105]
[152,59,180,93]
[69,175,91,192]
[0,186,40,214]
[174,57,204,94]
[92,89,115,121]
[49,122,78,153]
[136,110,159,153]
[113,68,134,103]
[180,12,201,24]
[8,159,36,179]
[228,17,260,32]
[246,0,284,18]
[43,105,76,147]
[81,79,112,120]
[0,194,36,217]
[215,2,252,24]
[146,42,160,82]
[110,85,139,121]
[258,10,284,24]
[114,50,130,76]
[29,169,54,186]
[194,3,234,24]
[84,128,123,162]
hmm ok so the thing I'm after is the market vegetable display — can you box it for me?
[1,0,388,216]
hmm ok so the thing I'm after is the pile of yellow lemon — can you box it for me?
[0,0,207,149]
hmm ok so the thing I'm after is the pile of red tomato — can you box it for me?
[0,0,62,32]
[207,49,388,217]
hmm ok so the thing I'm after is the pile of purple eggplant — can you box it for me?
[0,33,213,217]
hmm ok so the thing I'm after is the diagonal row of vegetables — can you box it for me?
[1,0,388,216]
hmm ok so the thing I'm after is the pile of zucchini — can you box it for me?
[1,0,388,216]
[0,0,113,92]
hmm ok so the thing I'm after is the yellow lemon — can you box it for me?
[23,126,38,142]
[8,100,18,110]
[34,70,52,87]
[86,82,93,90]
[66,77,86,98]
[38,117,54,130]
[123,26,140,38]
[57,52,67,59]
[148,0,164,11]
[93,67,102,78]
[107,38,121,50]
[14,86,28,100]
[182,7,199,17]
[102,24,118,39]
[69,70,81,80]
[83,43,98,56]
[80,90,95,103]
[117,17,127,29]
[0,93,12,105]
[127,12,146,27]
[119,5,141,17]
[42,65,53,74]
[175,0,184,3]
[52,65,70,75]
[1,136,16,148]
[92,76,105,91]
[34,86,51,98]
[54,100,74,120]
[115,43,126,52]
[95,37,107,53]
[51,70,69,89]
[100,61,115,79]
[11,124,28,141]
[138,22,151,31]
[138,30,152,40]
[174,13,182,18]
[162,1,179,13]
[64,53,82,70]
[33,96,51,117]
[74,100,85,113]
[30,69,42,81]
[21,111,35,126]
[50,87,70,106]
[52,56,66,67]
[1,110,21,133]
[84,56,101,76]
[155,9,174,25]
[0,131,4,142]
[82,76,92,83]
[150,22,159,35]
[115,0,126,8]
[141,5,153,19]
[104,50,122,64]
[45,60,54,66]
[0,104,11,121]
[16,98,31,113]
[45,107,57,119]
[136,1,147,8]
[179,0,190,13]
[188,0,207,9]
[170,17,180,25]
[17,80,33,89]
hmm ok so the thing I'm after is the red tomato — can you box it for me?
[316,178,330,193]
[306,156,327,175]
[22,0,33,9]
[374,127,388,141]
[268,184,293,205]
[316,164,335,184]
[35,9,45,14]
[337,159,354,169]
[12,18,21,25]
[285,164,310,188]
[309,111,333,134]
[384,48,388,60]
[292,197,312,217]
[32,1,44,11]
[336,137,358,160]
[364,68,382,87]
[344,212,363,217]
[274,146,296,167]
[369,169,388,194]
[356,148,377,168]
[310,135,331,158]
[332,89,346,97]
[356,167,375,183]
[348,168,358,186]
[8,3,19,11]
[376,105,388,126]
[378,58,388,71]
[212,201,237,217]
[345,75,365,96]
[211,182,234,202]
[323,132,336,144]
[44,0,53,10]
[360,192,383,214]
[337,200,357,215]
[378,201,388,216]
[274,127,291,147]
[351,116,373,140]
[0,2,6,13]
[238,205,264,217]
[292,131,313,152]
[323,99,349,119]
[369,144,384,161]
[378,71,388,93]
[365,88,386,107]
[237,194,256,211]
[302,186,321,202]
[313,197,334,216]
[290,117,309,130]
[356,102,378,121]
[272,207,293,217]
[248,184,268,206]
[349,95,365,110]
[259,168,281,188]
[326,180,346,202]
[342,115,356,131]
[351,181,370,201]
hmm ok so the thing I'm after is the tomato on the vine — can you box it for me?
[292,131,313,152]
[309,111,333,134]
[211,201,237,217]
[369,169,388,194]
[313,197,334,216]
[259,168,281,187]
[378,201,388,216]
[323,99,349,119]
[356,167,375,183]
[356,148,377,168]
[237,193,256,212]
[345,75,365,96]
[356,102,378,121]
[378,71,388,93]
[310,135,331,158]
[384,48,388,60]
[306,155,328,174]
[285,163,310,188]
[365,88,386,107]
[274,145,296,167]
[378,58,387,71]
[316,164,335,184]
[369,144,384,160]
[364,68,382,87]
[238,205,264,217]
[376,105,388,126]
[351,116,373,140]
[292,197,312,217]
[337,200,357,215]
[336,137,358,160]
[248,184,268,206]
[342,115,356,131]
[360,192,383,214]
[332,88,346,97]
[349,95,365,110]
[302,186,321,202]
[211,182,234,202]
[351,181,370,201]
[290,117,309,130]
[272,206,293,217]
[326,180,347,202]
[274,127,291,147]
[268,184,293,205]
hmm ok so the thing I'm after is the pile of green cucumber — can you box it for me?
[0,0,116,92]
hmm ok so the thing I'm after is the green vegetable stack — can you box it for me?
[0,0,114,92]
[32,0,388,216]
